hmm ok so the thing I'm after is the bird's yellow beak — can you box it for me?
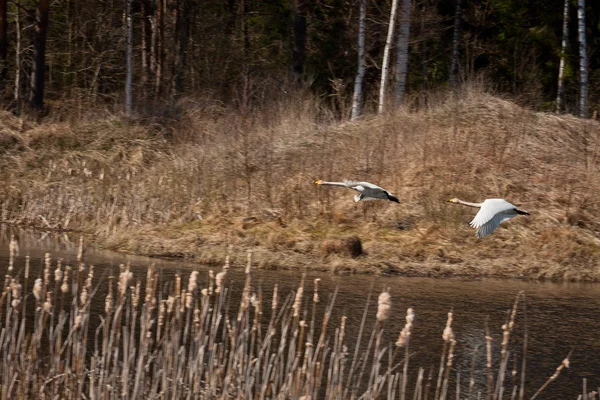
[314,180,323,185]
[447,198,457,203]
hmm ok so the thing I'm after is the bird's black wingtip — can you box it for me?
[388,195,400,203]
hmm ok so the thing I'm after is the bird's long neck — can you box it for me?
[318,181,347,187]
[456,199,483,208]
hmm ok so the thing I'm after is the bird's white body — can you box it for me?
[449,198,529,238]
[314,180,400,203]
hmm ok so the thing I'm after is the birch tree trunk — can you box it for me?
[29,0,49,112]
[555,0,569,113]
[394,0,412,106]
[125,0,133,116]
[0,0,7,98]
[577,0,588,118]
[449,0,463,90]
[351,0,367,120]
[378,0,399,114]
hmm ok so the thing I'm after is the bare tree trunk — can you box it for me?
[449,0,463,90]
[29,0,49,112]
[13,0,20,114]
[125,0,133,116]
[378,0,399,114]
[577,0,588,118]
[351,0,367,120]
[292,0,307,85]
[556,0,569,114]
[394,0,412,106]
[0,0,7,99]
[172,0,192,99]
[155,0,165,97]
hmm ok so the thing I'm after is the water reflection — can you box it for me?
[0,224,595,399]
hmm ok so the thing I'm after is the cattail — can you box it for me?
[180,290,186,313]
[272,284,278,311]
[396,307,415,347]
[185,291,193,309]
[201,288,208,297]
[10,279,21,299]
[33,278,42,301]
[85,265,94,292]
[44,253,51,284]
[166,295,175,314]
[175,274,181,297]
[188,271,199,293]
[215,271,226,294]
[105,293,113,314]
[24,256,30,279]
[246,250,252,274]
[132,281,141,308]
[158,301,166,327]
[74,313,82,329]
[145,264,155,301]
[8,235,18,272]
[376,290,391,322]
[11,299,20,308]
[77,236,84,263]
[293,286,304,317]
[54,260,63,283]
[313,278,320,303]
[251,293,260,308]
[80,287,89,306]
[118,265,133,296]
[208,270,214,295]
[193,308,201,329]
[43,292,53,312]
[442,311,454,342]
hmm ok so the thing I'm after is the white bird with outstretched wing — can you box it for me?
[314,179,400,203]
[448,198,530,238]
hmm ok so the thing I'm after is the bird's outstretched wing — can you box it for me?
[475,212,516,238]
[469,199,517,229]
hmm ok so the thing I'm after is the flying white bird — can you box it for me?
[447,198,530,238]
[314,180,400,203]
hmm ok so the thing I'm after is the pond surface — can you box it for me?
[0,224,597,399]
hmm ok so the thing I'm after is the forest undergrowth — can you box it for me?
[1,85,600,280]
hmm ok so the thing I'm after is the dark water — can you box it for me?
[0,225,597,399]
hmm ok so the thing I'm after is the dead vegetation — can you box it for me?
[1,84,600,280]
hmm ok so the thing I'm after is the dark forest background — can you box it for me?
[0,0,598,119]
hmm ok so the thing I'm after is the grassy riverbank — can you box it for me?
[1,86,600,280]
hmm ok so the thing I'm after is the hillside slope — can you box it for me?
[1,88,600,280]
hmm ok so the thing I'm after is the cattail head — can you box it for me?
[175,274,181,296]
[74,313,82,330]
[85,265,94,291]
[24,256,30,279]
[54,262,63,283]
[188,271,199,293]
[10,280,21,299]
[61,266,71,293]
[43,292,53,312]
[215,271,226,293]
[292,286,304,317]
[132,281,141,308]
[442,311,454,342]
[376,290,391,322]
[272,284,278,311]
[158,300,166,326]
[44,253,51,285]
[185,291,193,309]
[77,236,84,263]
[246,250,252,274]
[80,287,89,306]
[118,265,133,296]
[105,292,113,314]
[313,278,321,303]
[33,278,43,301]
[166,295,175,313]
[396,307,415,347]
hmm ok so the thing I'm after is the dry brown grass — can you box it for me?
[1,84,600,280]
